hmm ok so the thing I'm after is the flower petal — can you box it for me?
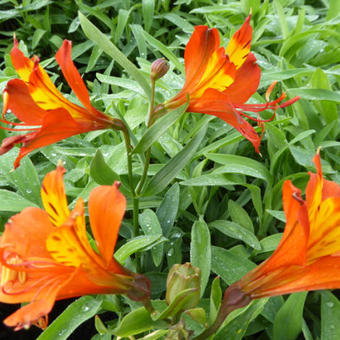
[55,40,107,120]
[224,53,261,103]
[41,164,70,227]
[261,180,309,272]
[188,89,261,152]
[3,270,75,330]
[226,15,252,69]
[0,207,54,259]
[4,79,46,124]
[13,108,87,168]
[10,40,95,123]
[88,183,126,267]
[182,26,236,98]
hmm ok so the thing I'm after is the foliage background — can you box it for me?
[0,0,340,339]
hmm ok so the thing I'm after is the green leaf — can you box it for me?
[90,149,120,185]
[209,276,222,324]
[139,209,163,266]
[113,307,165,336]
[273,292,307,340]
[142,29,185,73]
[210,220,261,250]
[207,154,273,186]
[78,12,151,97]
[0,189,38,212]
[211,246,256,285]
[37,296,103,340]
[115,235,165,264]
[155,288,199,320]
[286,88,340,103]
[214,299,268,340]
[144,125,207,196]
[190,218,211,296]
[321,291,340,340]
[133,103,187,154]
[156,183,180,236]
[228,199,254,232]
[180,173,239,187]
[7,157,42,207]
[142,0,155,31]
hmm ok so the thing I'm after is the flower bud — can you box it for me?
[151,58,169,80]
[166,263,200,309]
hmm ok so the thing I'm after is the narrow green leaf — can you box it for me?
[115,235,164,264]
[209,276,222,324]
[286,88,340,103]
[207,153,273,185]
[113,307,165,337]
[90,149,120,185]
[144,125,207,196]
[273,292,307,340]
[228,199,254,232]
[78,12,151,97]
[142,0,155,31]
[133,103,187,154]
[0,189,38,212]
[210,220,261,250]
[139,209,163,267]
[156,183,180,236]
[321,291,340,340]
[142,29,185,73]
[214,299,268,340]
[190,218,211,296]
[37,296,103,340]
[211,246,255,285]
[8,157,42,207]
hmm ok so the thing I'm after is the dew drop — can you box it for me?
[326,302,334,308]
[26,189,32,194]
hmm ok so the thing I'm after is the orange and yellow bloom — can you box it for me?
[234,151,340,297]
[0,165,149,330]
[162,15,299,152]
[0,39,121,168]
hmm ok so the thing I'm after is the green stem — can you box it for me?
[136,77,156,195]
[120,125,140,239]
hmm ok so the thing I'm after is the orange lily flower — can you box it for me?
[234,151,340,297]
[0,39,122,169]
[0,165,150,331]
[161,15,299,152]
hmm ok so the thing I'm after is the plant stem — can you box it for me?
[136,77,156,195]
[120,125,140,239]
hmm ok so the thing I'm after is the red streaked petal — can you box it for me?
[260,181,309,272]
[184,26,220,90]
[4,79,46,124]
[41,165,70,227]
[10,38,34,82]
[181,26,236,99]
[189,89,261,152]
[55,40,106,118]
[224,53,260,103]
[13,108,88,168]
[226,15,252,69]
[88,183,126,267]
[0,134,32,157]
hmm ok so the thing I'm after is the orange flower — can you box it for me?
[235,151,340,298]
[0,165,150,331]
[162,15,299,152]
[0,39,121,168]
